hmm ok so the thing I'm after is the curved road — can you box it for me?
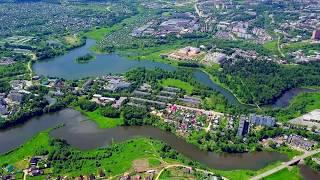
[250,149,320,180]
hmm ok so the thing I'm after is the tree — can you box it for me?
[100,106,120,118]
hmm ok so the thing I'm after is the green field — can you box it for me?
[85,27,116,41]
[283,41,320,55]
[160,78,194,94]
[0,131,167,177]
[74,106,124,128]
[264,166,302,180]
[213,162,283,180]
[263,40,280,56]
[0,131,51,167]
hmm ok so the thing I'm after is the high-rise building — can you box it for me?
[312,30,320,41]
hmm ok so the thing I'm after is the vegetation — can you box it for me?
[0,131,51,167]
[75,53,95,64]
[209,59,320,105]
[160,78,194,95]
[264,166,302,180]
[74,106,124,129]
[305,153,320,172]
[267,92,320,122]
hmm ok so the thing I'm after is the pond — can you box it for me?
[0,108,288,170]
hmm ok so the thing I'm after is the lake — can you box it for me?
[0,108,288,170]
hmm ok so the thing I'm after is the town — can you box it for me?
[1,0,320,180]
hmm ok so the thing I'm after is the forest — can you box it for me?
[209,59,320,105]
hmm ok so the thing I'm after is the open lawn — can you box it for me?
[282,41,320,55]
[85,27,115,41]
[264,166,302,180]
[74,106,124,128]
[212,162,284,180]
[0,131,51,167]
[0,130,165,177]
[160,78,194,94]
[263,40,280,56]
[64,35,82,46]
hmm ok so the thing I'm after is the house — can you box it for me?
[7,91,24,104]
[83,79,93,91]
[178,96,201,106]
[250,114,275,127]
[287,135,317,151]
[112,97,127,109]
[29,157,40,166]
[10,80,26,90]
[237,116,250,137]
[0,99,8,115]
[103,76,131,92]
[91,94,115,106]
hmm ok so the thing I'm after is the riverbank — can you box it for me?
[0,127,309,180]
[73,106,124,128]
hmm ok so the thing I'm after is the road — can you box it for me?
[277,35,285,58]
[194,1,204,18]
[155,164,216,180]
[250,149,320,180]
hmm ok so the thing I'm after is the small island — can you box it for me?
[75,53,95,64]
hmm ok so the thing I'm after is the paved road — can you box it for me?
[250,149,320,180]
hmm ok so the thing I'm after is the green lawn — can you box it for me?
[0,131,167,177]
[263,40,280,56]
[283,41,320,55]
[0,131,51,167]
[213,162,284,180]
[160,78,194,94]
[74,106,124,128]
[85,27,115,41]
[264,166,302,180]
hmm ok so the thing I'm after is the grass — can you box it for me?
[63,138,165,176]
[148,158,162,167]
[160,78,194,94]
[266,146,303,160]
[212,162,284,180]
[85,27,116,41]
[0,131,51,167]
[74,106,124,128]
[264,166,302,180]
[283,40,320,55]
[64,35,82,46]
[0,130,169,177]
[263,40,280,56]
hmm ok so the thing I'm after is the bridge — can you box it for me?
[250,149,320,180]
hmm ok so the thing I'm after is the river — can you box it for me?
[0,108,288,171]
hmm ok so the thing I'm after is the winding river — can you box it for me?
[0,108,288,170]
[1,38,315,177]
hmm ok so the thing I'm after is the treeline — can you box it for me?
[209,59,320,105]
[0,93,77,129]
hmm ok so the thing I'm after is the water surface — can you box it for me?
[0,109,288,170]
